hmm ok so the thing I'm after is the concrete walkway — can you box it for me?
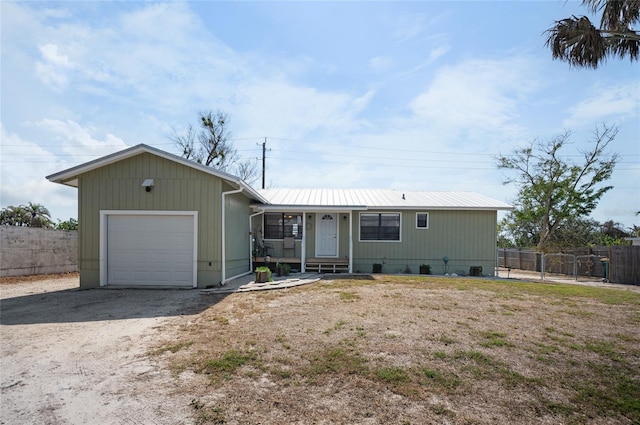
[201,272,322,294]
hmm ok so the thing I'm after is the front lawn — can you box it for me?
[153,276,640,424]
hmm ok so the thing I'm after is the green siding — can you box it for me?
[77,152,252,288]
[351,210,497,276]
[224,186,251,278]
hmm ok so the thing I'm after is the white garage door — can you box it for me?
[107,214,195,287]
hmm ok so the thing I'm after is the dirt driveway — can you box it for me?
[0,274,214,425]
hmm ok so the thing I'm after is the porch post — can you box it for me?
[301,213,306,272]
[348,210,353,273]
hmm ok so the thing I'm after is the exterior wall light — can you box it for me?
[142,178,154,192]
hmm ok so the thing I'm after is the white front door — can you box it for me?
[316,213,338,257]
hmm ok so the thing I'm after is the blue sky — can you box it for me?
[1,1,638,228]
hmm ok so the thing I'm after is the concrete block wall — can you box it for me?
[0,226,78,277]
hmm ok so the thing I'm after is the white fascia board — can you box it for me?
[46,144,268,203]
[254,204,368,212]
[372,205,514,211]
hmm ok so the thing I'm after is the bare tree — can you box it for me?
[171,111,259,185]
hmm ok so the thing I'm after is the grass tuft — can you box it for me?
[375,366,410,383]
[197,349,258,379]
[306,347,368,377]
[339,291,361,301]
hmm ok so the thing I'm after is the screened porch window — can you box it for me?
[264,213,302,239]
[360,213,400,241]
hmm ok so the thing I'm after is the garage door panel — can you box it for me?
[107,214,195,287]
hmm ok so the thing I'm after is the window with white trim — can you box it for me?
[264,213,303,239]
[360,213,400,241]
[416,212,429,229]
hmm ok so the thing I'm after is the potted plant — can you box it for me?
[282,263,291,276]
[255,266,271,283]
[469,266,482,276]
[419,264,431,275]
[372,263,383,273]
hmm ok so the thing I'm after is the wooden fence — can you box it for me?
[498,246,639,285]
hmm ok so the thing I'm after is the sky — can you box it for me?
[1,1,639,229]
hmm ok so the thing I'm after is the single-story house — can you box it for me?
[47,144,512,289]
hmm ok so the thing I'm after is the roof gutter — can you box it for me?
[221,186,244,285]
[251,205,368,212]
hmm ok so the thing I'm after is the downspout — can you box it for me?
[249,209,265,273]
[301,213,306,272]
[221,186,244,285]
[348,211,353,273]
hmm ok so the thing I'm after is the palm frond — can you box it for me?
[545,16,607,68]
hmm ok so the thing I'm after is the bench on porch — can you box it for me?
[253,257,349,274]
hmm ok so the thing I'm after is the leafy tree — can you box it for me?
[0,203,53,228]
[22,202,54,228]
[498,215,602,248]
[56,218,78,231]
[498,215,634,248]
[171,111,259,185]
[545,0,639,68]
[497,124,618,251]
[0,205,26,226]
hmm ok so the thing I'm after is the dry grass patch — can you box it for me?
[153,276,640,424]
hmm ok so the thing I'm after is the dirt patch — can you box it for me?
[0,275,216,425]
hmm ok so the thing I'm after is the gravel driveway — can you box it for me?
[0,274,216,425]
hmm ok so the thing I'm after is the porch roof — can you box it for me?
[255,188,512,211]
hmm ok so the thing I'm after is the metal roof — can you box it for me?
[257,188,512,211]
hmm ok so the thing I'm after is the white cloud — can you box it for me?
[35,43,75,90]
[233,80,373,140]
[38,43,73,67]
[427,45,449,63]
[563,82,640,128]
[33,119,129,161]
[392,14,426,43]
[0,124,77,220]
[369,56,393,72]
[408,57,538,140]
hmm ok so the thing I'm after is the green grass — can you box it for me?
[197,349,258,379]
[419,367,462,390]
[306,347,368,376]
[375,366,411,383]
[376,276,640,306]
[479,331,513,348]
[339,291,361,301]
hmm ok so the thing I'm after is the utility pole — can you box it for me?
[262,137,266,189]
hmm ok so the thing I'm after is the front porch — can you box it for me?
[253,257,350,274]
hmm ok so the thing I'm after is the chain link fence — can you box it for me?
[497,246,639,284]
